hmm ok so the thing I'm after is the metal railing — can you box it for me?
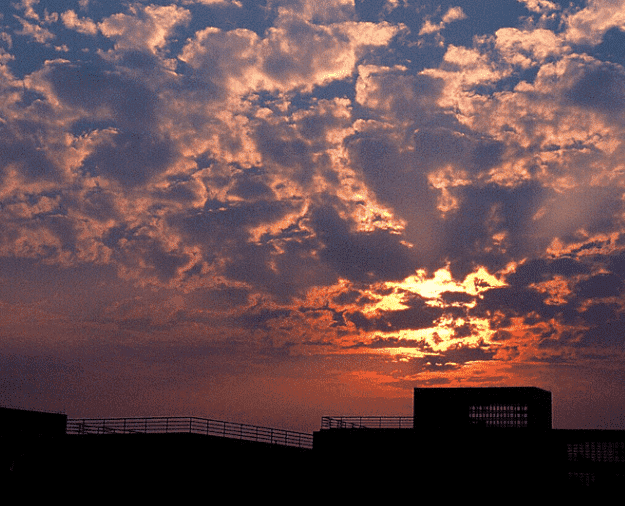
[66,417,313,449]
[321,416,414,429]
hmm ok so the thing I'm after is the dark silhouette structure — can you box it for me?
[413,386,552,430]
[313,387,624,495]
[2,387,624,496]
[0,407,67,473]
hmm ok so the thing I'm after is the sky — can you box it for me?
[1,0,625,433]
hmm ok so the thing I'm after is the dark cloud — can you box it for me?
[346,132,444,270]
[452,322,475,338]
[144,245,190,282]
[255,123,314,183]
[375,298,443,331]
[154,177,201,203]
[579,302,619,327]
[81,131,177,186]
[577,315,625,349]
[40,214,78,255]
[49,61,159,132]
[299,304,346,327]
[346,294,443,332]
[0,126,59,181]
[116,50,161,71]
[310,204,416,283]
[564,61,625,115]
[438,342,496,364]
[348,136,422,204]
[346,335,426,349]
[237,307,292,331]
[491,330,513,341]
[593,27,625,67]
[186,285,251,312]
[506,258,589,287]
[346,310,374,332]
[408,342,496,372]
[174,198,300,246]
[471,285,555,321]
[443,181,545,278]
[439,291,475,304]
[78,186,119,221]
[333,289,365,306]
[412,128,505,173]
[575,272,623,299]
[228,170,275,200]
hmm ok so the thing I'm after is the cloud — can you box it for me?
[563,59,625,114]
[13,0,40,20]
[269,0,355,23]
[355,64,443,121]
[61,10,98,36]
[14,16,55,44]
[310,204,416,283]
[346,335,426,349]
[565,0,625,45]
[0,124,59,182]
[517,0,559,13]
[81,131,177,186]
[98,3,191,53]
[179,12,403,95]
[419,6,467,36]
[3,0,625,430]
[47,60,160,132]
[495,27,567,68]
[181,0,242,6]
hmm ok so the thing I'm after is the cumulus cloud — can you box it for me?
[14,16,55,43]
[13,0,40,20]
[517,0,559,13]
[565,0,625,45]
[61,10,98,35]
[179,13,403,95]
[99,4,191,52]
[3,0,625,430]
[181,0,242,6]
[419,6,467,36]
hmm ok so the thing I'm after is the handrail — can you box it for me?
[321,416,414,429]
[66,416,313,449]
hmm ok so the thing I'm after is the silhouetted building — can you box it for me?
[313,386,624,495]
[413,386,552,430]
[0,407,67,473]
[553,429,625,491]
[3,388,624,495]
[0,406,67,437]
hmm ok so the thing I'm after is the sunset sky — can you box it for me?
[2,0,625,433]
